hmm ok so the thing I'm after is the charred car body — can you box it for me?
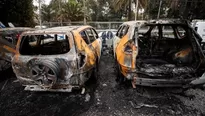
[0,27,34,71]
[113,20,205,88]
[3,26,101,92]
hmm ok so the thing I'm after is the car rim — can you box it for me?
[31,64,57,88]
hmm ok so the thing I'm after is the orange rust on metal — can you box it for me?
[91,40,101,59]
[72,30,96,67]
[116,34,129,76]
[76,25,93,32]
[115,34,138,76]
[131,42,137,69]
[3,45,17,54]
[132,76,137,88]
[175,47,192,58]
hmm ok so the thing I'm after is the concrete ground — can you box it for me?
[0,54,205,116]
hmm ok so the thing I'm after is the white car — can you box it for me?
[98,29,117,48]
[34,25,47,29]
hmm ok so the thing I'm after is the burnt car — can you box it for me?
[3,26,101,92]
[113,20,205,88]
[0,27,34,45]
[0,27,34,71]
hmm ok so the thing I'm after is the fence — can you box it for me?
[42,21,123,30]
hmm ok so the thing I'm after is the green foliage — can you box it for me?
[85,0,124,21]
[61,2,84,21]
[167,0,205,20]
[146,0,169,19]
[0,0,34,27]
[41,4,54,22]
[112,0,132,20]
[41,0,83,22]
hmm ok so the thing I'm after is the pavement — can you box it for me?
[0,54,205,116]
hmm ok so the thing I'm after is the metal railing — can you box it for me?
[42,21,123,30]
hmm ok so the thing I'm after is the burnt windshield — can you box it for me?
[19,33,70,55]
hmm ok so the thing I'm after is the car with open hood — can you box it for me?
[113,19,205,88]
[1,26,101,92]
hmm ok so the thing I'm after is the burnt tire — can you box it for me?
[29,59,60,88]
[91,60,99,81]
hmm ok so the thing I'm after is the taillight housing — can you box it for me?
[124,40,135,54]
[16,33,20,39]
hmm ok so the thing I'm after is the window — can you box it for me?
[101,31,107,40]
[138,25,149,33]
[116,26,123,37]
[20,33,70,55]
[91,28,99,39]
[80,31,90,44]
[176,26,186,39]
[86,29,96,43]
[150,26,159,37]
[195,27,198,31]
[138,25,150,37]
[120,26,129,38]
[162,26,175,38]
[107,31,114,39]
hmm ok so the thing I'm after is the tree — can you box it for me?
[61,1,84,21]
[85,0,123,21]
[112,0,132,20]
[0,0,34,27]
[41,4,54,22]
[167,0,205,20]
[112,0,148,20]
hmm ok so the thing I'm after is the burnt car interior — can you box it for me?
[20,34,70,55]
[136,24,201,79]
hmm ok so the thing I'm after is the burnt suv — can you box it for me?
[113,20,205,88]
[3,26,102,92]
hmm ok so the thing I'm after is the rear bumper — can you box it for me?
[125,72,205,87]
[24,85,80,92]
[133,77,193,87]
[16,75,82,92]
[118,63,205,87]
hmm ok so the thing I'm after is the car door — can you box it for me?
[86,28,101,61]
[74,29,96,71]
[113,25,129,57]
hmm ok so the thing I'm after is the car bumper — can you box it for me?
[125,72,205,87]
[24,85,80,92]
[16,75,83,92]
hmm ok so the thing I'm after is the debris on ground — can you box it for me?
[0,55,205,116]
[85,93,91,102]
[129,101,158,109]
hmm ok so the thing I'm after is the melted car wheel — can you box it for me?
[30,60,60,88]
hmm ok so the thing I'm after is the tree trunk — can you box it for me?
[137,6,139,19]
[128,0,132,20]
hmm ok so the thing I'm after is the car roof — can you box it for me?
[23,25,92,34]
[122,19,190,26]
[0,27,33,31]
